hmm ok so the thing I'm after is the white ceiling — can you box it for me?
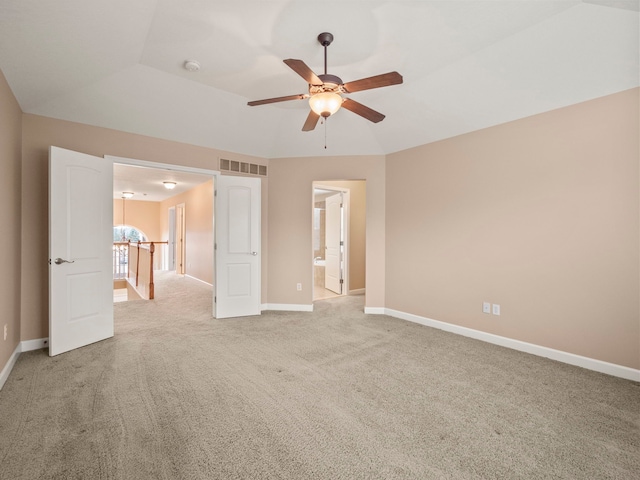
[0,1,637,160]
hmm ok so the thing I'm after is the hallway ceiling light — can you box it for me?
[122,192,134,198]
[163,182,177,190]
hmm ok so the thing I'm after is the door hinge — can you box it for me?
[214,243,217,250]
[340,241,344,246]
[340,279,344,284]
[214,190,217,197]
[214,296,217,303]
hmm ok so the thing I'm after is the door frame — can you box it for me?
[312,183,350,300]
[167,206,176,271]
[175,202,186,274]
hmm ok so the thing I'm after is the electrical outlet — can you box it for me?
[482,302,491,314]
[296,283,302,291]
[3,324,7,341]
[492,304,501,316]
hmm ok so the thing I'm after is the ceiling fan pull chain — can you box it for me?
[324,118,327,149]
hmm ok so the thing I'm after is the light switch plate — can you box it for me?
[482,302,491,314]
[492,304,501,316]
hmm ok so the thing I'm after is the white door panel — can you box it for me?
[49,146,113,356]
[216,176,261,318]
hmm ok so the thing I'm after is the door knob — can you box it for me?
[54,258,75,265]
[251,252,258,256]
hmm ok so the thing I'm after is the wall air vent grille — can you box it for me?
[219,158,267,177]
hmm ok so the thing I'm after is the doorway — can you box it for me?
[108,155,262,318]
[49,148,262,357]
[312,180,366,302]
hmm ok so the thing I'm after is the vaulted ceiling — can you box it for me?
[0,0,637,159]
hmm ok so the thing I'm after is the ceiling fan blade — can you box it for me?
[341,98,386,123]
[284,59,323,86]
[247,93,308,106]
[342,71,403,93]
[302,110,321,131]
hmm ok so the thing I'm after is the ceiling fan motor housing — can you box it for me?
[312,74,343,93]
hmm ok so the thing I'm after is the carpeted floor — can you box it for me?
[0,272,638,479]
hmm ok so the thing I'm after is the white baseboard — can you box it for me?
[262,304,314,312]
[369,308,640,382]
[349,288,366,296]
[185,275,213,287]
[0,337,49,391]
[0,343,21,391]
[21,338,48,352]
[364,307,385,315]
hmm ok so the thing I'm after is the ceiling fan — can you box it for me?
[247,32,403,131]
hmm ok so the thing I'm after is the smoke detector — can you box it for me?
[184,60,200,72]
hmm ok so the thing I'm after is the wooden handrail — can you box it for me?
[113,241,168,246]
[115,240,167,300]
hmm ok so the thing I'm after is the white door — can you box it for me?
[49,146,114,356]
[325,192,343,294]
[215,175,261,318]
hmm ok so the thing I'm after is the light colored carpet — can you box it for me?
[0,271,638,479]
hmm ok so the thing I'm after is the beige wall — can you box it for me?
[315,180,367,292]
[0,70,22,371]
[113,199,161,241]
[159,180,214,284]
[268,156,384,307]
[386,88,640,369]
[20,114,266,341]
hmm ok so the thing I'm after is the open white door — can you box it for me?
[215,175,261,318]
[325,192,343,294]
[49,147,114,356]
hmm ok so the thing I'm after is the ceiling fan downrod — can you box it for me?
[317,32,333,76]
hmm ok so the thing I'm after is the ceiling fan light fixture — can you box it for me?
[309,92,343,117]
[163,181,177,190]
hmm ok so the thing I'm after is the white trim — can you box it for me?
[349,288,365,296]
[0,338,49,391]
[0,343,21,390]
[369,308,640,382]
[105,155,220,177]
[185,274,213,287]
[364,306,385,315]
[262,304,314,312]
[21,338,48,352]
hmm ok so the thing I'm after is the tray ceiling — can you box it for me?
[0,0,637,159]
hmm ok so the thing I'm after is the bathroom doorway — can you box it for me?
[312,180,366,302]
